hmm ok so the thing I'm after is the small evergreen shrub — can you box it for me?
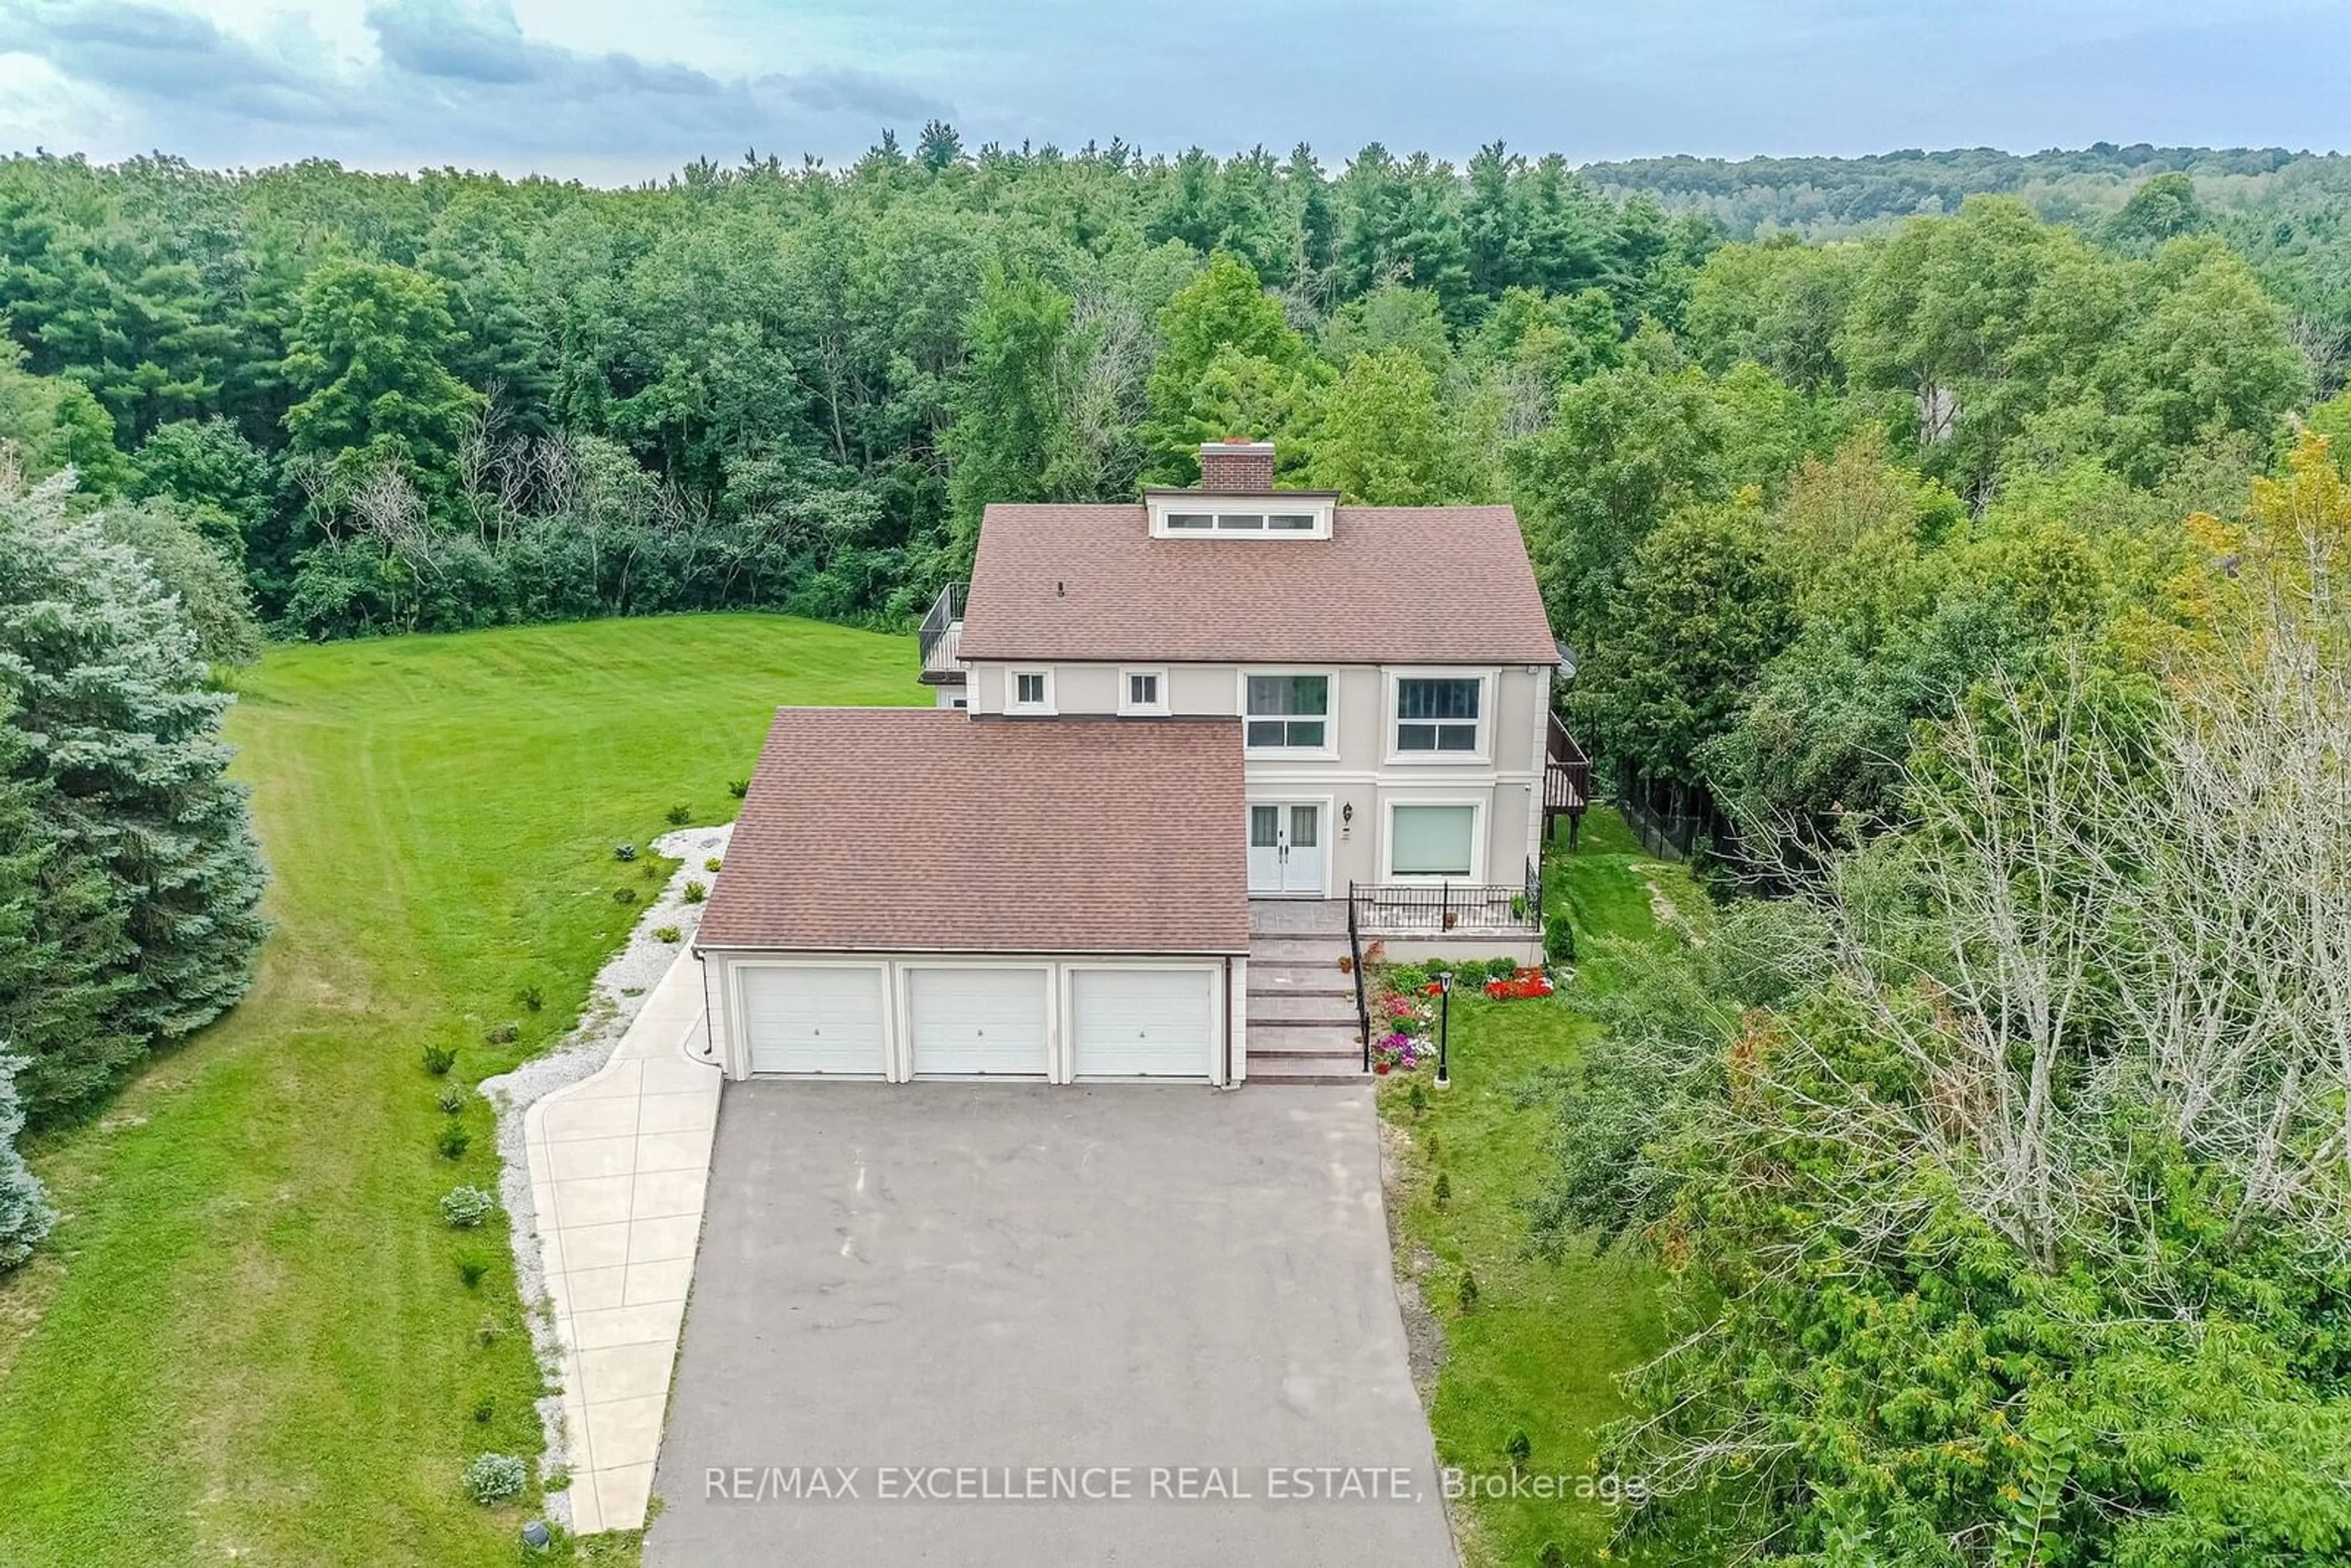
[1543,917,1575,967]
[665,803,691,825]
[463,1452,527,1506]
[1505,1430,1532,1467]
[681,880,707,904]
[727,778,749,798]
[440,1184,495,1228]
[519,983,544,1012]
[483,1022,518,1045]
[457,1253,490,1289]
[654,925,682,943]
[640,860,661,880]
[1433,1170,1450,1208]
[472,1393,496,1425]
[0,1055,56,1271]
[437,1086,465,1115]
[704,856,723,872]
[422,1043,457,1076]
[1457,1270,1480,1313]
[1406,1082,1428,1117]
[612,887,636,904]
[613,843,636,862]
[438,1122,471,1160]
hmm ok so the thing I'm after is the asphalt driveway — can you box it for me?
[645,1082,1456,1566]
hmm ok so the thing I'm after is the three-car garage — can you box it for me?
[692,708,1253,1090]
[710,956,1237,1085]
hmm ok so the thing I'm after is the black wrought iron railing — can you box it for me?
[1345,882,1372,1073]
[1349,877,1542,937]
[917,581,965,668]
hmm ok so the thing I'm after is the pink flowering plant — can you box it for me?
[1366,969,1435,1071]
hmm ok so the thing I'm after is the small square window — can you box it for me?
[1129,673,1158,707]
[1011,670,1051,710]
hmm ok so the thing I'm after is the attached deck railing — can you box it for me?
[1545,712,1593,846]
[918,582,966,682]
[1349,858,1543,939]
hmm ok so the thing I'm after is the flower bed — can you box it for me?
[1482,967,1554,1001]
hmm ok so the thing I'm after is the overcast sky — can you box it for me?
[0,0,2342,183]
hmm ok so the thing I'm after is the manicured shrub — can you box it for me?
[681,880,707,904]
[422,1043,457,1076]
[727,778,749,798]
[1406,1082,1428,1117]
[440,1184,495,1228]
[1543,915,1575,967]
[1505,1429,1532,1467]
[703,856,723,872]
[1433,1170,1450,1208]
[518,983,544,1012]
[1487,956,1521,980]
[463,1452,527,1506]
[612,843,636,862]
[457,1253,490,1289]
[483,1022,518,1045]
[438,1122,471,1161]
[1457,1270,1480,1313]
[665,803,691,825]
[654,925,682,943]
[437,1086,465,1116]
[0,1055,56,1271]
[472,1393,495,1425]
[612,887,636,904]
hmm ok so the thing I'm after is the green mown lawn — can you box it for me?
[0,613,921,1567]
[1378,807,1703,1568]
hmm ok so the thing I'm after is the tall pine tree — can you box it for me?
[0,468,268,1119]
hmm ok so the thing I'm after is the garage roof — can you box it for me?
[698,709,1250,955]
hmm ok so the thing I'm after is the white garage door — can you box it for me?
[1070,968,1213,1081]
[740,965,887,1077]
[907,967,1049,1079]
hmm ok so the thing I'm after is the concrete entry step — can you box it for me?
[1247,992,1360,1025]
[1247,961,1355,997]
[1249,1052,1370,1085]
[1250,937,1354,965]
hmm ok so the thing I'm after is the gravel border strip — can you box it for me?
[476,823,733,1527]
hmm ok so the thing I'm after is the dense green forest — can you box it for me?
[6,132,2351,1562]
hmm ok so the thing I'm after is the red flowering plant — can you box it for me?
[1483,966,1554,1002]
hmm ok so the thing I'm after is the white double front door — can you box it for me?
[1247,801,1325,895]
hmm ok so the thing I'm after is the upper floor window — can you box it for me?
[1120,669,1167,715]
[1010,669,1054,713]
[1395,677,1482,754]
[1245,674,1329,751]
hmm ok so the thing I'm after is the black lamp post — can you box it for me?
[1434,970,1452,1090]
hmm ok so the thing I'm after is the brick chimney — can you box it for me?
[1198,438,1275,493]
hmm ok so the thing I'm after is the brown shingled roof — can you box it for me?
[954,503,1558,664]
[697,709,1249,955]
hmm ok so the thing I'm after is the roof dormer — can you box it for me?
[1144,439,1337,541]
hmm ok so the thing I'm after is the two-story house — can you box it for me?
[694,440,1589,1088]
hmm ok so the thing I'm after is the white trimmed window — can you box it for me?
[1243,673,1330,752]
[1394,677,1483,755]
[1390,804,1478,879]
[1120,669,1168,715]
[1008,669,1054,713]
